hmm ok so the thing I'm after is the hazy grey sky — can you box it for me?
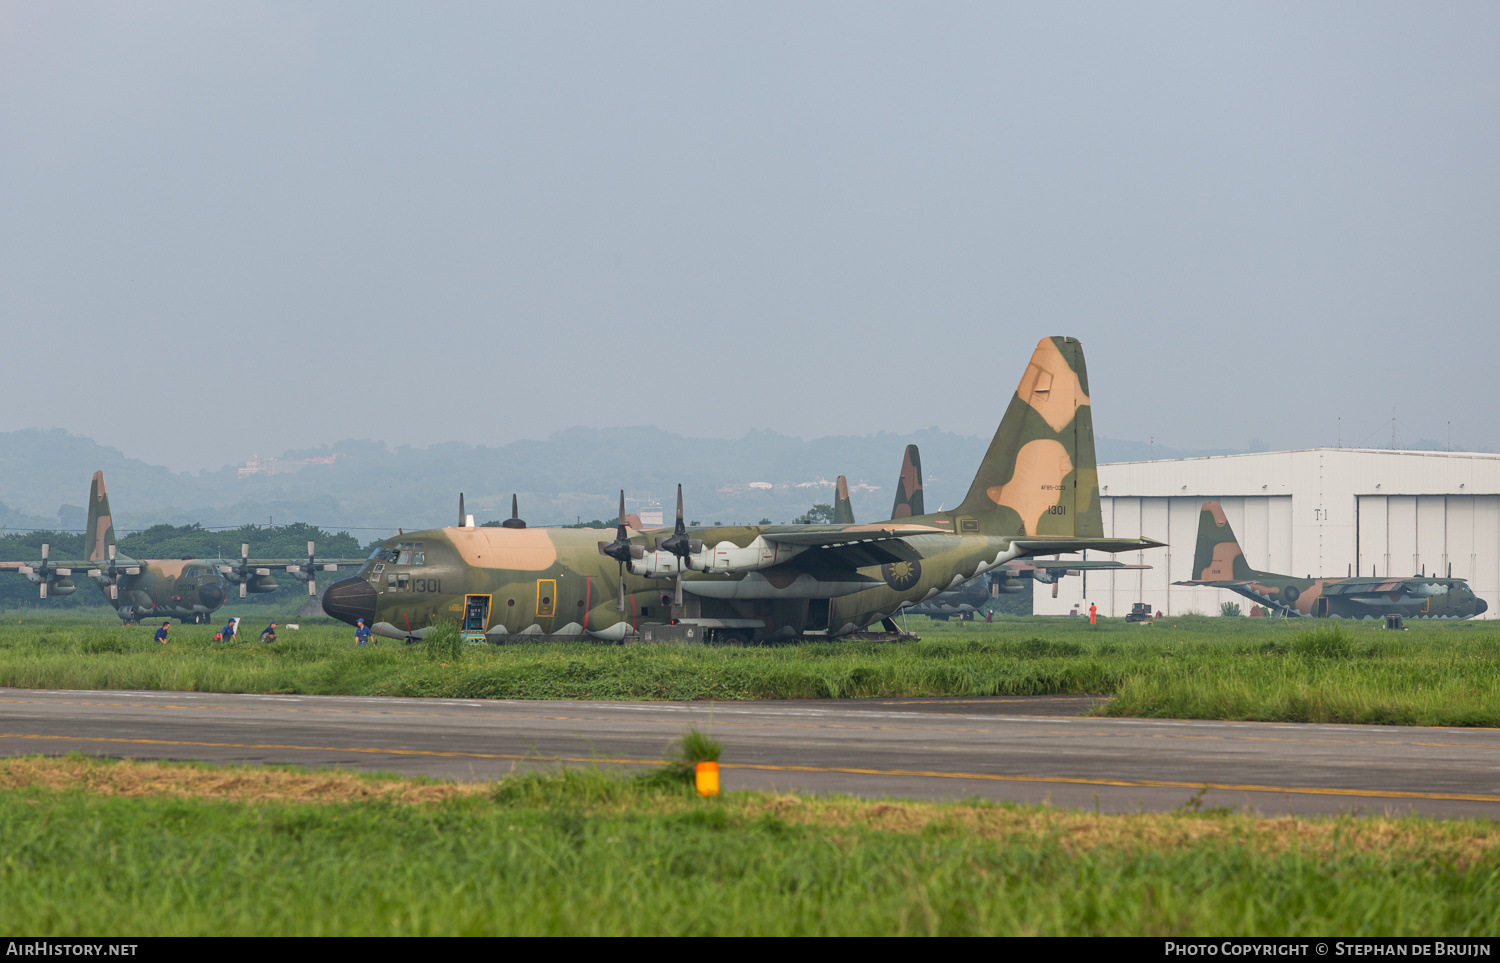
[3,1,1497,472]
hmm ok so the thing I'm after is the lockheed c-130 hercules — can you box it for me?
[0,471,366,624]
[1175,501,1488,620]
[321,336,1166,642]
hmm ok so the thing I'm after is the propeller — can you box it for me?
[286,540,336,596]
[102,544,132,601]
[217,543,273,599]
[656,484,702,608]
[459,493,465,528]
[218,544,253,599]
[37,543,53,599]
[598,490,642,611]
[20,543,74,599]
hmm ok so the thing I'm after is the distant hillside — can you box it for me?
[0,428,1254,533]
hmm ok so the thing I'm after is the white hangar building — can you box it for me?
[1033,448,1500,619]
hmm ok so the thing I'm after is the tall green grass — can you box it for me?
[3,763,1498,935]
[0,613,1497,726]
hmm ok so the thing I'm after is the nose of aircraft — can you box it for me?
[322,576,376,626]
[1477,598,1488,615]
[199,582,226,609]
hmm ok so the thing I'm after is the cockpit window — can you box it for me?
[386,541,425,566]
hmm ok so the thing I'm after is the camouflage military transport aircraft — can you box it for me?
[0,471,365,624]
[321,336,1166,642]
[1175,501,1489,620]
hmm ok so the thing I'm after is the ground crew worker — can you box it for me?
[1089,603,1097,626]
[220,617,237,642]
[355,618,372,646]
[260,622,278,643]
[154,622,170,644]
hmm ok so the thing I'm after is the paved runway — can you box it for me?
[3,688,1499,818]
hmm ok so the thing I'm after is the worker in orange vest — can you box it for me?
[1089,602,1097,626]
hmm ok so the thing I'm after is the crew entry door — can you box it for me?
[462,594,491,644]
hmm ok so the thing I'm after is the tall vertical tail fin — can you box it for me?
[832,476,855,524]
[890,444,924,519]
[1190,501,1255,581]
[84,470,116,563]
[954,336,1102,537]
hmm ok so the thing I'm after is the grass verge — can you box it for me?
[0,614,1497,726]
[3,755,1499,936]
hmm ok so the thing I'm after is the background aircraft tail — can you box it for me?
[1189,501,1257,582]
[832,476,855,524]
[889,444,924,519]
[952,336,1104,538]
[84,470,117,563]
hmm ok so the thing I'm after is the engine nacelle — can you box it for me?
[994,578,1027,595]
[688,537,805,574]
[628,552,682,578]
[248,575,280,594]
[50,578,77,596]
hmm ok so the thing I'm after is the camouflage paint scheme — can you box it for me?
[889,445,924,519]
[878,446,1148,620]
[322,337,1166,641]
[832,476,855,525]
[1175,501,1489,620]
[0,471,364,624]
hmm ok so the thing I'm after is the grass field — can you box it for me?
[2,754,1498,936]
[0,612,1497,726]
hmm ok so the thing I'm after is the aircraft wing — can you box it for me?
[761,526,935,568]
[241,558,367,568]
[1320,579,1418,598]
[1010,537,1166,556]
[0,559,141,575]
[1173,578,1258,587]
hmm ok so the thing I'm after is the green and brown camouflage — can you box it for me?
[323,336,1165,641]
[889,444,924,519]
[0,470,365,624]
[879,443,1147,620]
[832,476,855,525]
[1175,501,1489,620]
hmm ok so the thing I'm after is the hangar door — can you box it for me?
[1356,495,1499,619]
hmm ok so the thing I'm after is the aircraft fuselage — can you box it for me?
[323,525,1048,641]
[101,560,233,623]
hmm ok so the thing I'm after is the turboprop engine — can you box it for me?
[18,544,75,599]
[630,535,809,576]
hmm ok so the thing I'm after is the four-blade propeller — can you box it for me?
[598,491,643,611]
[90,544,140,601]
[18,543,68,599]
[286,540,339,596]
[217,544,272,599]
[655,484,702,607]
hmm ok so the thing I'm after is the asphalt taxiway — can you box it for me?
[3,688,1498,818]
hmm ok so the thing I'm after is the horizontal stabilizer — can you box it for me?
[1024,560,1152,572]
[1011,537,1165,556]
